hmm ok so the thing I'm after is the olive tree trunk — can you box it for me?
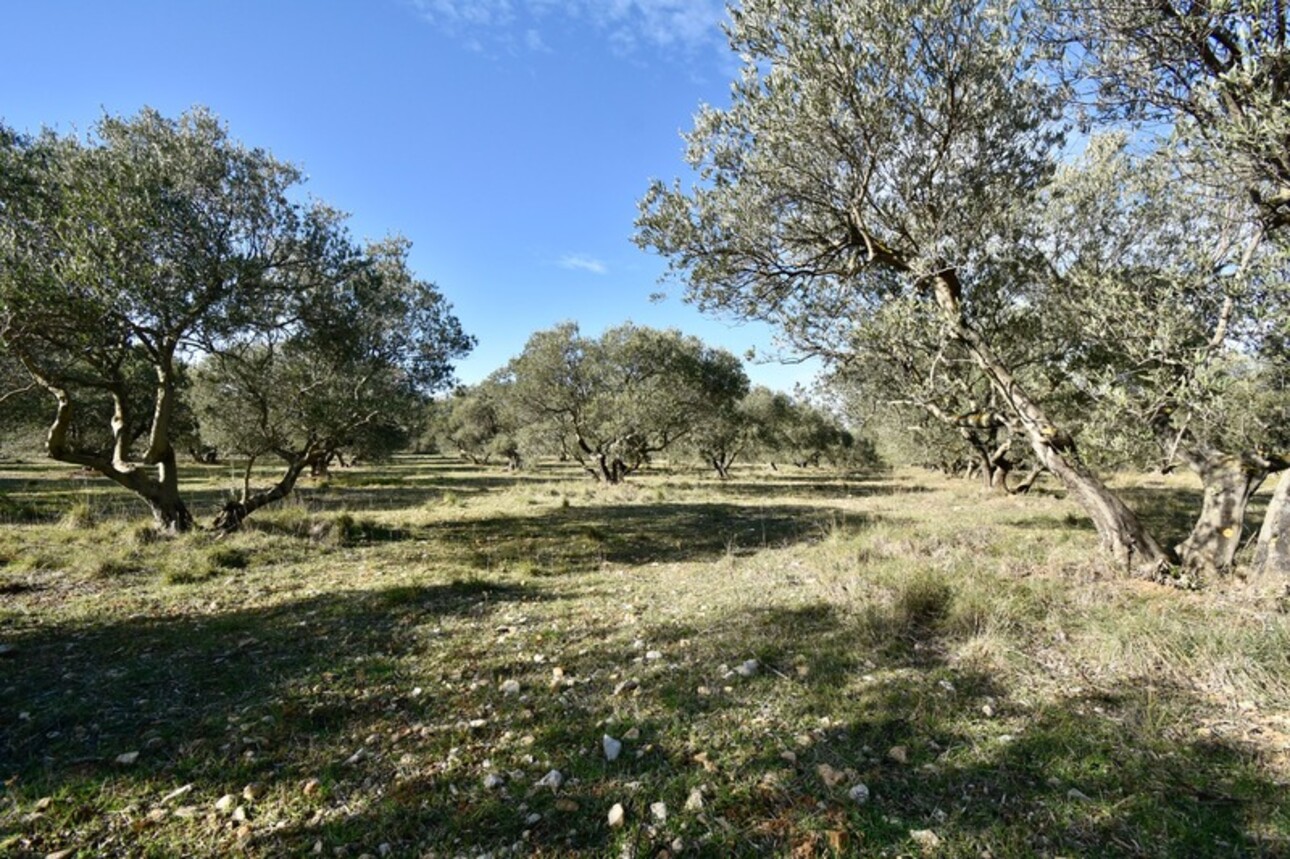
[1176,453,1280,577]
[212,452,320,532]
[1253,470,1290,576]
[931,272,1169,574]
[39,383,194,532]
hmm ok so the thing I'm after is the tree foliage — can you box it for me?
[0,108,470,530]
[500,323,749,483]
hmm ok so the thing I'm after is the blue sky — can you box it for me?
[1,0,820,392]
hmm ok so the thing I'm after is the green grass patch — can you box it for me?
[0,457,1287,856]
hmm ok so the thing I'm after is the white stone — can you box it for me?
[160,784,194,804]
[607,802,625,828]
[603,735,623,762]
[909,829,941,851]
[735,659,760,678]
[536,769,564,790]
[848,783,871,804]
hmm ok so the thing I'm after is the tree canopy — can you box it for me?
[499,323,750,483]
[0,108,471,530]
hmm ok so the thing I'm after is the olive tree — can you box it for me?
[0,109,471,532]
[501,323,749,483]
[1054,0,1290,232]
[637,0,1173,571]
[440,376,523,469]
[1035,134,1290,575]
[0,109,321,530]
[193,236,473,531]
[1055,1,1290,574]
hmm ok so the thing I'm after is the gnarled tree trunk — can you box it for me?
[142,447,194,532]
[213,454,316,532]
[1253,469,1290,577]
[1007,464,1045,495]
[1176,452,1281,577]
[930,271,1169,574]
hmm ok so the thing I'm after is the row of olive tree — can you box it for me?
[635,0,1290,579]
[431,322,869,481]
[0,109,473,532]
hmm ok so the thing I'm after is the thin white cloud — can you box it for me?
[524,28,550,53]
[406,0,730,56]
[558,253,609,275]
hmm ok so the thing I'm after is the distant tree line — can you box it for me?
[426,322,874,482]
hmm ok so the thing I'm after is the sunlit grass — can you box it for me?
[0,456,1287,856]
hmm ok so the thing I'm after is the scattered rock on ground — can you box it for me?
[242,782,265,802]
[115,751,140,766]
[160,784,194,804]
[650,801,667,822]
[215,794,237,815]
[817,763,845,787]
[849,783,871,804]
[500,679,521,696]
[613,679,639,695]
[536,769,564,790]
[608,802,625,828]
[685,788,704,812]
[887,745,909,764]
[483,773,506,789]
[603,735,623,762]
[735,659,760,678]
[909,829,941,854]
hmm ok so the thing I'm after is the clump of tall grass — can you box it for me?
[59,500,97,530]
[895,569,955,630]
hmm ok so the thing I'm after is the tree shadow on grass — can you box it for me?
[269,596,1290,856]
[0,580,547,795]
[699,473,929,503]
[3,569,1286,857]
[1008,513,1098,532]
[431,503,872,573]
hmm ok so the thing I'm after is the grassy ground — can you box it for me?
[1,456,1288,858]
